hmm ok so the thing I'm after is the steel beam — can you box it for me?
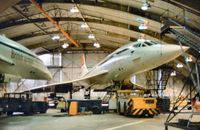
[30,0,80,47]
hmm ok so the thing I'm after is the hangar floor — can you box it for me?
[0,109,181,130]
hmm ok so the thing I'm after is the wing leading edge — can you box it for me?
[23,70,108,92]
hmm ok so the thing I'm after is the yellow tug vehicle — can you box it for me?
[117,90,159,117]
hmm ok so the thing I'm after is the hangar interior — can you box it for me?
[0,0,200,130]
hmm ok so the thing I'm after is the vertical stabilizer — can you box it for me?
[81,54,88,76]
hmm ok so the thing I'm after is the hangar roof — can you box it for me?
[0,0,199,52]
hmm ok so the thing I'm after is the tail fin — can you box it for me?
[81,54,88,76]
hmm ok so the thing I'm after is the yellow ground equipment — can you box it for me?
[174,96,191,110]
[117,90,159,117]
[68,101,78,116]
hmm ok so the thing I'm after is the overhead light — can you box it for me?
[62,43,69,49]
[186,56,193,62]
[138,23,148,30]
[88,34,95,39]
[93,42,101,48]
[170,71,176,76]
[81,23,88,29]
[51,35,60,41]
[70,7,79,13]
[141,1,151,11]
[176,63,183,68]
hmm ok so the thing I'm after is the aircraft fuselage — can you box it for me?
[84,40,188,86]
[0,35,52,80]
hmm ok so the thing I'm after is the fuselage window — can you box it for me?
[144,42,153,46]
[116,48,129,54]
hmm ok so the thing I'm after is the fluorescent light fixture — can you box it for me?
[186,56,193,62]
[141,2,150,11]
[81,23,88,29]
[138,23,148,30]
[51,35,60,41]
[176,63,183,68]
[70,7,79,13]
[88,34,95,39]
[93,42,100,48]
[62,43,69,49]
[170,71,176,76]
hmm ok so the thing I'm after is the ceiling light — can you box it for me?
[62,43,69,49]
[51,35,60,41]
[93,42,100,48]
[138,23,148,30]
[176,63,183,68]
[170,71,176,76]
[186,56,193,62]
[88,34,95,39]
[81,23,88,29]
[70,7,79,13]
[141,1,151,11]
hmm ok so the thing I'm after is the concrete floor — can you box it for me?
[0,109,181,130]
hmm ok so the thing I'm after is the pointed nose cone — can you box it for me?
[165,44,189,54]
[162,44,189,61]
[182,46,190,52]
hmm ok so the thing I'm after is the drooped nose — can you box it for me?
[164,44,189,54]
[161,44,189,61]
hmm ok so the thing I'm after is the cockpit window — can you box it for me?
[142,44,146,47]
[133,43,141,48]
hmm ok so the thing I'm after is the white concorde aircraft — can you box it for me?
[0,35,52,82]
[24,40,189,92]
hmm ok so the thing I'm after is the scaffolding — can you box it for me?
[164,55,200,130]
[161,13,200,129]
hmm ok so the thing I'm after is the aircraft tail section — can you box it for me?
[81,54,88,76]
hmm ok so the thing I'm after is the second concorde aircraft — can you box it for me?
[0,35,52,81]
[25,40,189,92]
